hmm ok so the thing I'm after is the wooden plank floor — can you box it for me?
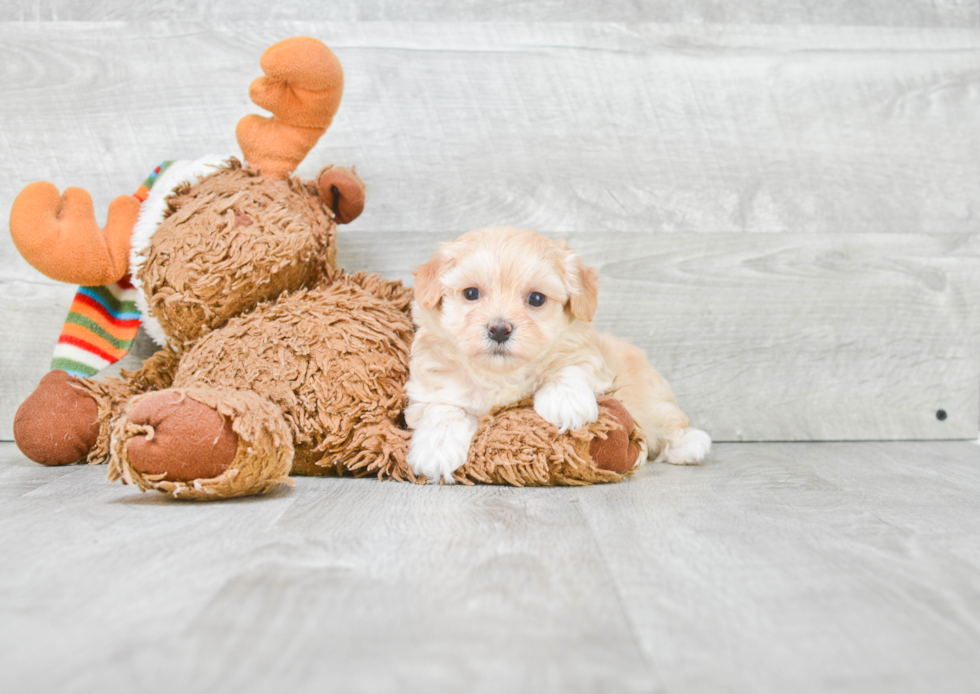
[1,440,978,693]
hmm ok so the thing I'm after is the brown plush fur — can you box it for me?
[171,271,415,474]
[139,160,337,348]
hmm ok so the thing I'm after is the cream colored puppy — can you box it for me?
[406,226,710,483]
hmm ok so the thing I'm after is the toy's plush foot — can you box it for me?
[589,399,643,474]
[124,391,239,482]
[14,370,99,466]
[108,387,294,500]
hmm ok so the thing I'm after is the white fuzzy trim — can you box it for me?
[129,155,229,346]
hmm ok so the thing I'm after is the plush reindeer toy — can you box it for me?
[11,37,420,498]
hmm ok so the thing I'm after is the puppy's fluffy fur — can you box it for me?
[406,226,710,483]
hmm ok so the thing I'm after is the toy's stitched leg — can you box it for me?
[14,347,181,467]
[108,387,294,500]
[453,397,640,487]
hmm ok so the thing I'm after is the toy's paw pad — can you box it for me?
[534,377,599,433]
[589,399,642,474]
[660,428,711,465]
[14,370,99,466]
[126,392,238,482]
[319,166,365,224]
[408,416,476,484]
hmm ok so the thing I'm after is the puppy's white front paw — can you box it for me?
[660,428,711,465]
[407,414,478,484]
[533,377,599,433]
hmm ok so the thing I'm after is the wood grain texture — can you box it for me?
[6,0,978,27]
[0,442,657,694]
[2,22,979,441]
[576,440,980,694]
[0,23,977,240]
[1,440,979,693]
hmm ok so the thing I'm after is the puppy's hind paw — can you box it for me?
[659,428,711,465]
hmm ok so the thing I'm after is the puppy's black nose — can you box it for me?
[488,321,513,344]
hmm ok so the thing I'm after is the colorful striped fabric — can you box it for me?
[51,280,142,376]
[133,161,174,203]
[50,161,173,377]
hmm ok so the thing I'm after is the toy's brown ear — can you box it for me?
[563,252,599,322]
[9,181,138,285]
[319,165,365,224]
[237,36,344,179]
[413,252,446,309]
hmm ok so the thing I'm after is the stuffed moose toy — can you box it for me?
[10,37,645,499]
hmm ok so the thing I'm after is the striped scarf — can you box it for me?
[51,162,174,377]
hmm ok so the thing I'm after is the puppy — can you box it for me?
[405,226,710,483]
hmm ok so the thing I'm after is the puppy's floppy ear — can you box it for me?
[563,251,599,322]
[413,251,446,309]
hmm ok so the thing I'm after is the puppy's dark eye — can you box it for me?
[527,292,546,307]
[463,287,481,301]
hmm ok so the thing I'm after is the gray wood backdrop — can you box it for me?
[2,6,979,442]
[7,1,979,25]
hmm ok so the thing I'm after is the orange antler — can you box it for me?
[9,182,140,285]
[236,36,344,179]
